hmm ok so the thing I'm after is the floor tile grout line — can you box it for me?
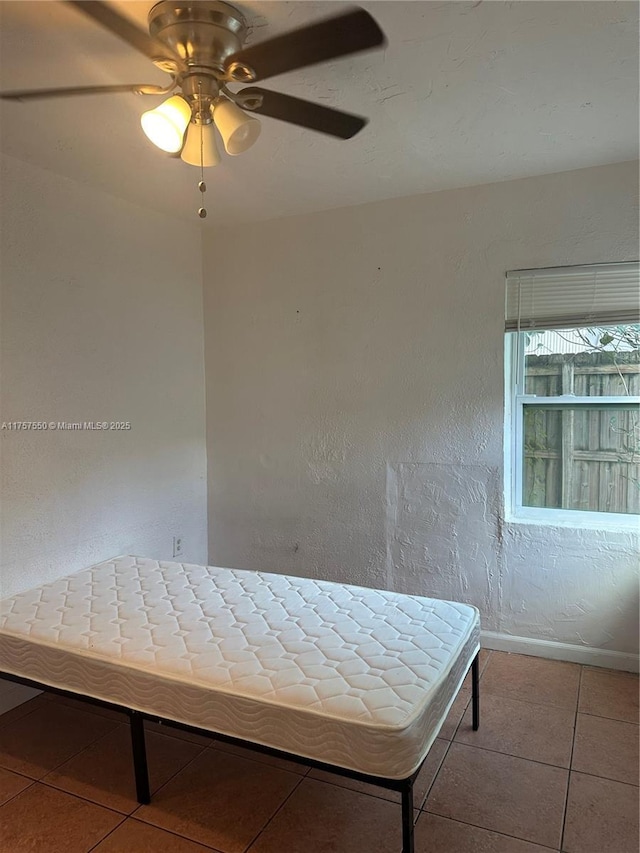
[0,765,37,784]
[12,706,123,782]
[440,737,574,773]
[418,735,454,815]
[423,803,562,850]
[43,695,126,725]
[148,724,214,748]
[139,729,211,798]
[264,738,454,816]
[568,768,640,790]
[479,648,492,674]
[304,771,404,806]
[38,720,127,785]
[130,744,307,848]
[581,665,639,677]
[38,736,310,823]
[86,813,129,853]
[37,719,209,811]
[559,664,582,852]
[414,682,474,814]
[0,699,45,731]
[274,770,427,831]
[0,776,129,852]
[208,742,311,779]
[462,688,580,715]
[0,777,36,810]
[420,810,561,851]
[568,755,640,788]
[34,693,125,724]
[30,777,138,816]
[128,814,227,852]
[0,716,121,790]
[209,741,311,778]
[242,770,308,852]
[577,709,640,726]
[131,738,211,819]
[40,731,209,815]
[418,683,477,814]
[0,763,48,785]
[479,689,580,714]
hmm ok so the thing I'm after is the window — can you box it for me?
[505,263,640,525]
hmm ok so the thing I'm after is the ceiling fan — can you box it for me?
[1,1,387,173]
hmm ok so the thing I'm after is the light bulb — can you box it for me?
[141,95,191,153]
[213,98,261,156]
[181,122,220,167]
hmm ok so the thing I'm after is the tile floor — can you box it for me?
[0,651,638,853]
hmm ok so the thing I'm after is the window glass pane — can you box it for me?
[522,406,563,507]
[523,404,640,514]
[524,324,640,397]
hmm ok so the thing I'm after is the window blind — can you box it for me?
[505,262,640,331]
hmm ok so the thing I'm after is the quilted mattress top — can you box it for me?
[0,555,479,731]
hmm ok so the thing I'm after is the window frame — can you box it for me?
[505,331,640,529]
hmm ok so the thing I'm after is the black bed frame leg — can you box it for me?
[472,652,480,731]
[129,710,150,804]
[401,778,414,853]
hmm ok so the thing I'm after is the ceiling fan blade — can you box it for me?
[0,84,173,102]
[66,1,184,72]
[224,7,385,83]
[240,87,367,139]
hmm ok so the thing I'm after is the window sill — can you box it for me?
[505,508,640,534]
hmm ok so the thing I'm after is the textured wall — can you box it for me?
[0,154,208,597]
[203,160,639,657]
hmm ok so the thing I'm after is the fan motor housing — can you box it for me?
[148,1,247,72]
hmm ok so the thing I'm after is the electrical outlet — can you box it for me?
[173,536,184,558]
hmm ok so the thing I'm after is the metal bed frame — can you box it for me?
[1,652,480,853]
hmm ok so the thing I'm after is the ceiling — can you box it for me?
[0,1,637,225]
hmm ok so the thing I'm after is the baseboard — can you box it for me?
[481,630,639,673]
[0,678,41,715]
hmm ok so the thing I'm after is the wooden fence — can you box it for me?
[523,352,639,514]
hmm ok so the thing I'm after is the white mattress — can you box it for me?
[0,556,480,779]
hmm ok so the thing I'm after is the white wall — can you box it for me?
[203,160,639,666]
[0,153,208,599]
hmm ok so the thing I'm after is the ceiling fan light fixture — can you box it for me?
[2,2,387,217]
[141,94,191,153]
[181,121,221,168]
[213,97,261,156]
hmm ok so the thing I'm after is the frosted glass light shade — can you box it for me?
[141,95,191,153]
[181,122,220,167]
[213,98,261,155]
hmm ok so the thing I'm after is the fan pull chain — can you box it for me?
[197,81,207,219]
[198,177,207,218]
[197,125,207,218]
